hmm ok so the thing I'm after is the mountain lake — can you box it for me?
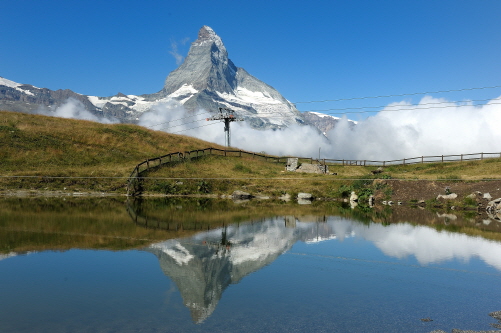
[1,197,500,333]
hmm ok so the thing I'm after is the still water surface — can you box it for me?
[1,198,500,332]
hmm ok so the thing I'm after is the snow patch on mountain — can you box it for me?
[0,76,36,96]
[308,111,358,124]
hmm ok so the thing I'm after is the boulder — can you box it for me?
[286,158,298,171]
[297,192,314,200]
[350,191,358,202]
[486,198,501,221]
[436,193,458,200]
[297,193,314,205]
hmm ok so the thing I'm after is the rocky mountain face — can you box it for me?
[1,26,304,129]
[302,111,357,134]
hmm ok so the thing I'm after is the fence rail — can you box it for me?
[126,148,501,196]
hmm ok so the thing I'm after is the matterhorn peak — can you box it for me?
[198,25,218,40]
[163,25,235,95]
[159,25,303,128]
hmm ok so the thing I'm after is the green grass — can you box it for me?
[2,110,501,196]
[0,111,227,193]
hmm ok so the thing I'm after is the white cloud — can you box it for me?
[37,98,119,124]
[326,95,501,160]
[137,94,501,160]
[346,221,501,270]
[169,37,190,66]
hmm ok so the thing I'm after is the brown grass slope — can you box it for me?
[2,110,501,198]
[0,110,226,193]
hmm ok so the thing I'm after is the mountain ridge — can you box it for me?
[1,26,306,129]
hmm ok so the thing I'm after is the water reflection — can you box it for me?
[2,197,501,331]
[144,215,501,323]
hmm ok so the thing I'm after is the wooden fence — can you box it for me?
[321,152,501,167]
[126,148,290,196]
[126,148,501,196]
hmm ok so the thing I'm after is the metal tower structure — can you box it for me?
[206,107,244,147]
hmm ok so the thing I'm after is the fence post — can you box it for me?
[421,156,423,164]
[146,159,150,169]
[481,152,484,160]
[441,155,444,163]
[383,161,386,167]
[342,159,345,166]
[364,160,366,167]
[239,150,242,157]
[461,154,463,162]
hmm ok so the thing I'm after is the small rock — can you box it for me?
[484,192,492,200]
[279,193,291,201]
[350,191,358,202]
[436,193,458,200]
[232,191,253,200]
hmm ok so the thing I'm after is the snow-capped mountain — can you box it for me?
[155,26,304,128]
[1,26,304,129]
[146,216,351,323]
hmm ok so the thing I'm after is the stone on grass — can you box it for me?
[436,193,458,200]
[232,191,253,200]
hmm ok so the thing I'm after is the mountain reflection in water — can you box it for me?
[145,216,501,323]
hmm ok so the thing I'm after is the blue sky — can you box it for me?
[2,0,501,121]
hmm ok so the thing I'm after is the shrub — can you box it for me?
[197,180,211,194]
[338,184,353,197]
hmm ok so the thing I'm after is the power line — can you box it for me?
[144,98,501,131]
[170,121,221,134]
[140,85,501,130]
[146,111,210,129]
[317,101,501,116]
[292,85,501,104]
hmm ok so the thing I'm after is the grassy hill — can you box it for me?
[2,110,501,199]
[0,110,226,193]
